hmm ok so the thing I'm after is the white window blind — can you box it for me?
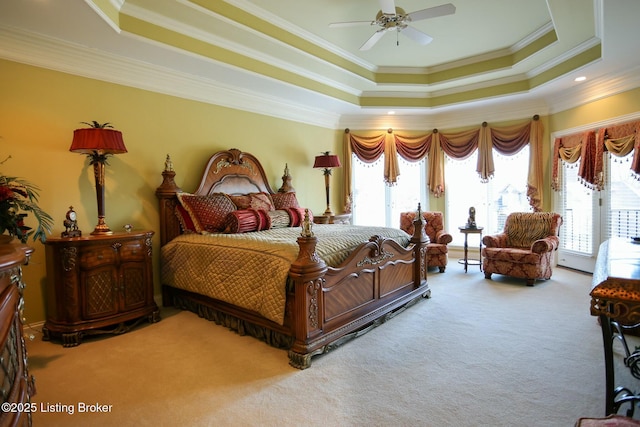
[559,162,594,254]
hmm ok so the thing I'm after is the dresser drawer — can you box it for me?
[79,245,117,268]
[119,239,146,261]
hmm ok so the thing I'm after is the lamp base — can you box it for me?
[323,208,334,216]
[90,229,113,236]
[90,218,113,235]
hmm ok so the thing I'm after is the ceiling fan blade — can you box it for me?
[400,25,434,46]
[360,29,387,51]
[407,3,456,22]
[329,20,374,28]
[379,0,397,15]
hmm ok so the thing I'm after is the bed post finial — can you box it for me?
[411,203,429,244]
[300,209,314,237]
[278,163,295,193]
[157,154,181,195]
[164,154,174,172]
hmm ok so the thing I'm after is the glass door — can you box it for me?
[556,163,600,273]
[556,152,640,273]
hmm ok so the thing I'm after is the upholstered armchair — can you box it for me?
[399,211,453,272]
[482,212,563,286]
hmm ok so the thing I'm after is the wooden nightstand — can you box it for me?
[313,213,351,225]
[43,230,159,347]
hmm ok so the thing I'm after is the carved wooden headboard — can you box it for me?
[192,149,276,196]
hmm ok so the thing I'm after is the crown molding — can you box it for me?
[339,95,549,131]
[221,0,377,72]
[0,25,341,129]
[544,64,640,115]
[551,111,640,139]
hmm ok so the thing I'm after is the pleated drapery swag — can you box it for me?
[343,116,544,212]
[552,119,640,191]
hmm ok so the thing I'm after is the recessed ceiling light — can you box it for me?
[388,111,395,115]
[574,76,587,82]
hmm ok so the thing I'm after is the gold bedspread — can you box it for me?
[161,224,411,325]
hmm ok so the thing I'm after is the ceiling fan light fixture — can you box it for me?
[330,1,456,51]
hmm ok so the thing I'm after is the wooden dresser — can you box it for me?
[43,231,159,347]
[0,240,35,427]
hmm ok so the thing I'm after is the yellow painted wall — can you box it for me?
[0,59,341,323]
[549,87,640,132]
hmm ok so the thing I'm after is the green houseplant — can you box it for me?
[0,156,53,243]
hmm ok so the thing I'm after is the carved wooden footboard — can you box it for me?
[288,232,430,368]
[156,148,430,369]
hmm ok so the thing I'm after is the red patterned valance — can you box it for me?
[553,119,640,191]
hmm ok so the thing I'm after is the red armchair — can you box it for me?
[482,212,563,286]
[399,210,452,272]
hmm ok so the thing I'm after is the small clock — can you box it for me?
[62,206,82,238]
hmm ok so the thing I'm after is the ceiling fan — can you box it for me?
[329,1,456,51]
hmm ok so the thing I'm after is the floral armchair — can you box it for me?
[482,212,563,286]
[399,211,452,272]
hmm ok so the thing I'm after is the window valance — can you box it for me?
[344,116,543,211]
[552,119,640,191]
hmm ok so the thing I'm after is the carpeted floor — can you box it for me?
[24,264,638,426]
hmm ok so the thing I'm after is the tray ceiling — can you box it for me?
[1,0,639,128]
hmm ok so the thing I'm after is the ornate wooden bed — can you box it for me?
[155,148,430,369]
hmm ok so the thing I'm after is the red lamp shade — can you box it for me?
[70,128,127,154]
[313,154,341,169]
[69,126,127,235]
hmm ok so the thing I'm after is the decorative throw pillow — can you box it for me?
[224,209,271,233]
[175,204,196,233]
[177,193,236,233]
[228,192,275,211]
[271,192,300,209]
[268,210,292,229]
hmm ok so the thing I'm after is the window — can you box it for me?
[557,149,640,273]
[559,162,594,254]
[351,155,427,228]
[445,146,531,246]
[605,151,640,239]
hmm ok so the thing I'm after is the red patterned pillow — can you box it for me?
[224,209,271,233]
[228,192,275,211]
[177,193,236,233]
[175,204,196,233]
[271,192,300,209]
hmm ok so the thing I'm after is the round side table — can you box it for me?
[458,226,483,273]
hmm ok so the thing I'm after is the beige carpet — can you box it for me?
[24,265,635,426]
